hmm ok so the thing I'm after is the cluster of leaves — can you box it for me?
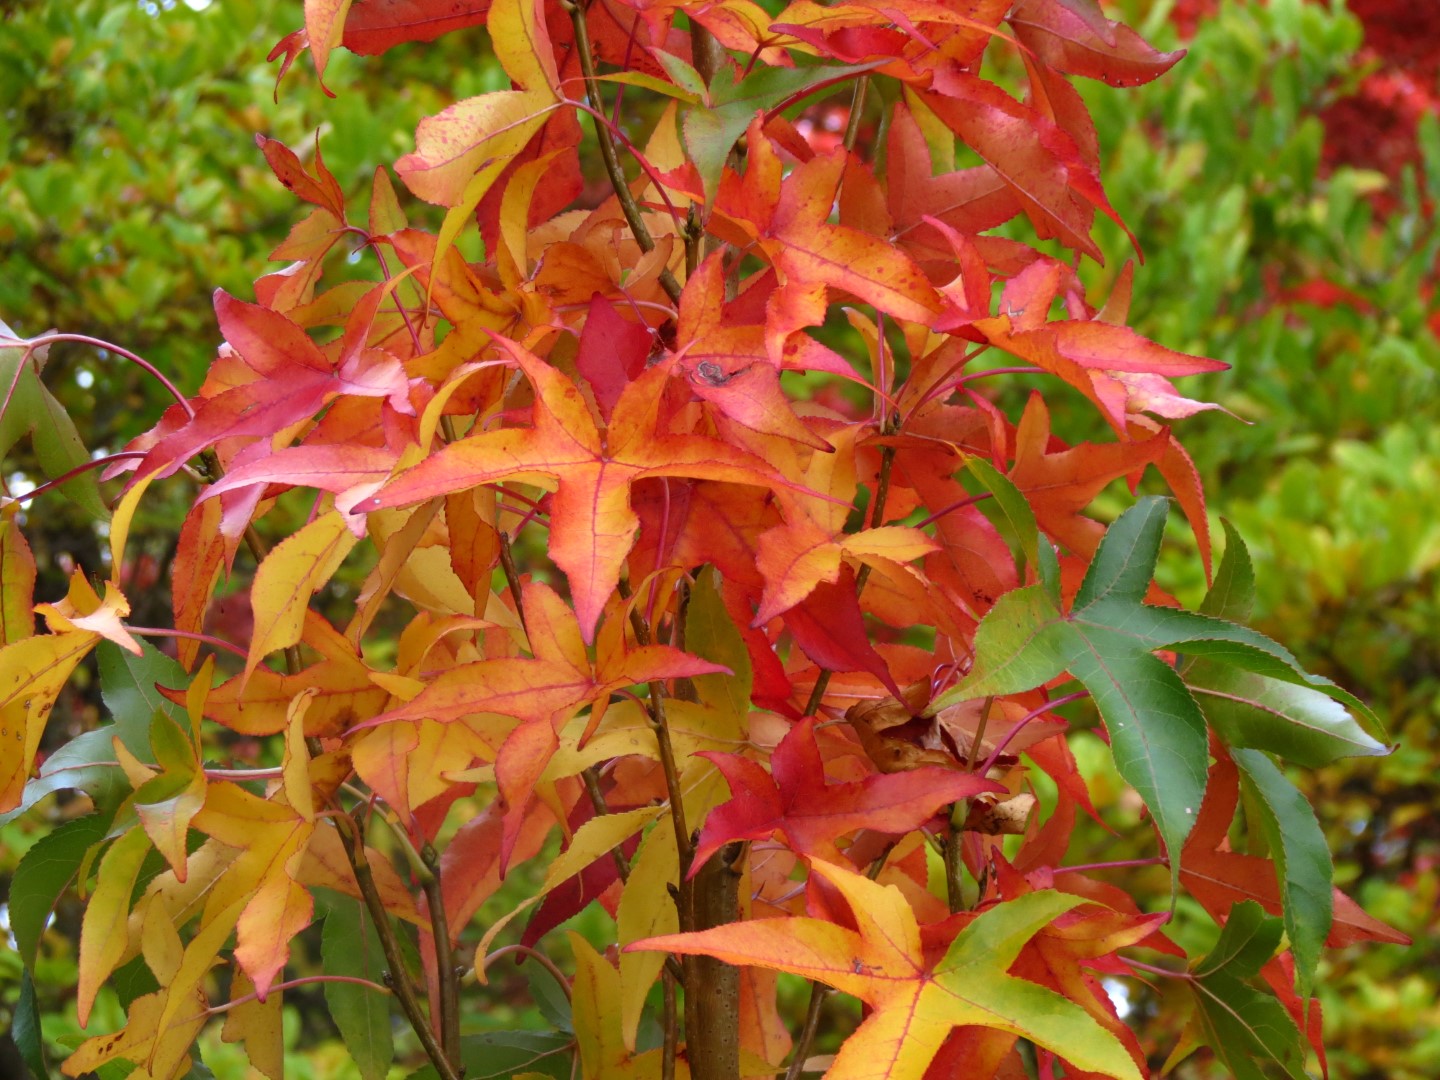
[0,1,1411,1078]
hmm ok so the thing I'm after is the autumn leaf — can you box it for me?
[629,859,1143,1080]
[693,715,1000,867]
[0,630,99,812]
[366,335,806,642]
[245,510,359,684]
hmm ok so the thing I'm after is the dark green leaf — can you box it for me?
[405,1031,573,1080]
[527,961,573,1033]
[1189,661,1387,765]
[98,638,190,742]
[10,811,111,967]
[1234,749,1332,999]
[963,457,1059,601]
[321,893,395,1080]
[1193,900,1284,980]
[1197,519,1255,623]
[13,968,46,1080]
[931,498,1382,893]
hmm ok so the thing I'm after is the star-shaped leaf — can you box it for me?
[930,497,1376,891]
[629,859,1142,1080]
[366,335,803,642]
[692,716,1001,869]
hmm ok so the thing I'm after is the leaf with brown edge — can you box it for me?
[629,859,1142,1080]
[365,336,807,642]
[691,716,1001,869]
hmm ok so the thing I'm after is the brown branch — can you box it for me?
[420,842,461,1066]
[339,813,461,1080]
[564,0,683,303]
[783,982,829,1080]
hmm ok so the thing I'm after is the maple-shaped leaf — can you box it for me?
[137,290,411,480]
[629,859,1142,1080]
[967,261,1227,434]
[692,716,1000,869]
[930,497,1376,892]
[675,254,840,449]
[366,335,803,642]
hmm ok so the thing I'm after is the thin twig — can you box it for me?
[563,0,683,303]
[420,843,461,1066]
[499,531,529,637]
[783,982,829,1080]
[339,813,462,1080]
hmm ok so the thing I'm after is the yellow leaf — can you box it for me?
[222,968,285,1080]
[108,470,159,585]
[246,510,358,685]
[284,688,317,822]
[139,891,185,986]
[476,806,664,973]
[489,0,559,94]
[36,572,141,654]
[77,827,152,1025]
[617,825,679,1051]
[0,630,98,811]
[64,895,248,1079]
[0,516,37,645]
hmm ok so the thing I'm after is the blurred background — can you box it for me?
[1,0,1435,1076]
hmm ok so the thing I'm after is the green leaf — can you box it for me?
[0,726,132,826]
[527,961,572,1034]
[963,457,1059,601]
[683,62,880,201]
[14,968,46,1080]
[405,1031,573,1080]
[685,566,751,716]
[931,497,1380,894]
[0,324,109,520]
[321,893,395,1080]
[935,890,1143,1080]
[98,638,191,741]
[10,811,111,967]
[1197,519,1255,623]
[1190,902,1306,1080]
[1233,749,1332,999]
[1188,660,1387,765]
[1193,900,1284,980]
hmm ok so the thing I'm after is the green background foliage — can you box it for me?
[2,0,1434,1077]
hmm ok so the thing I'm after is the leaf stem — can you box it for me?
[5,451,149,506]
[480,944,573,998]
[127,625,247,661]
[499,530,530,637]
[201,973,392,1019]
[14,333,194,419]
